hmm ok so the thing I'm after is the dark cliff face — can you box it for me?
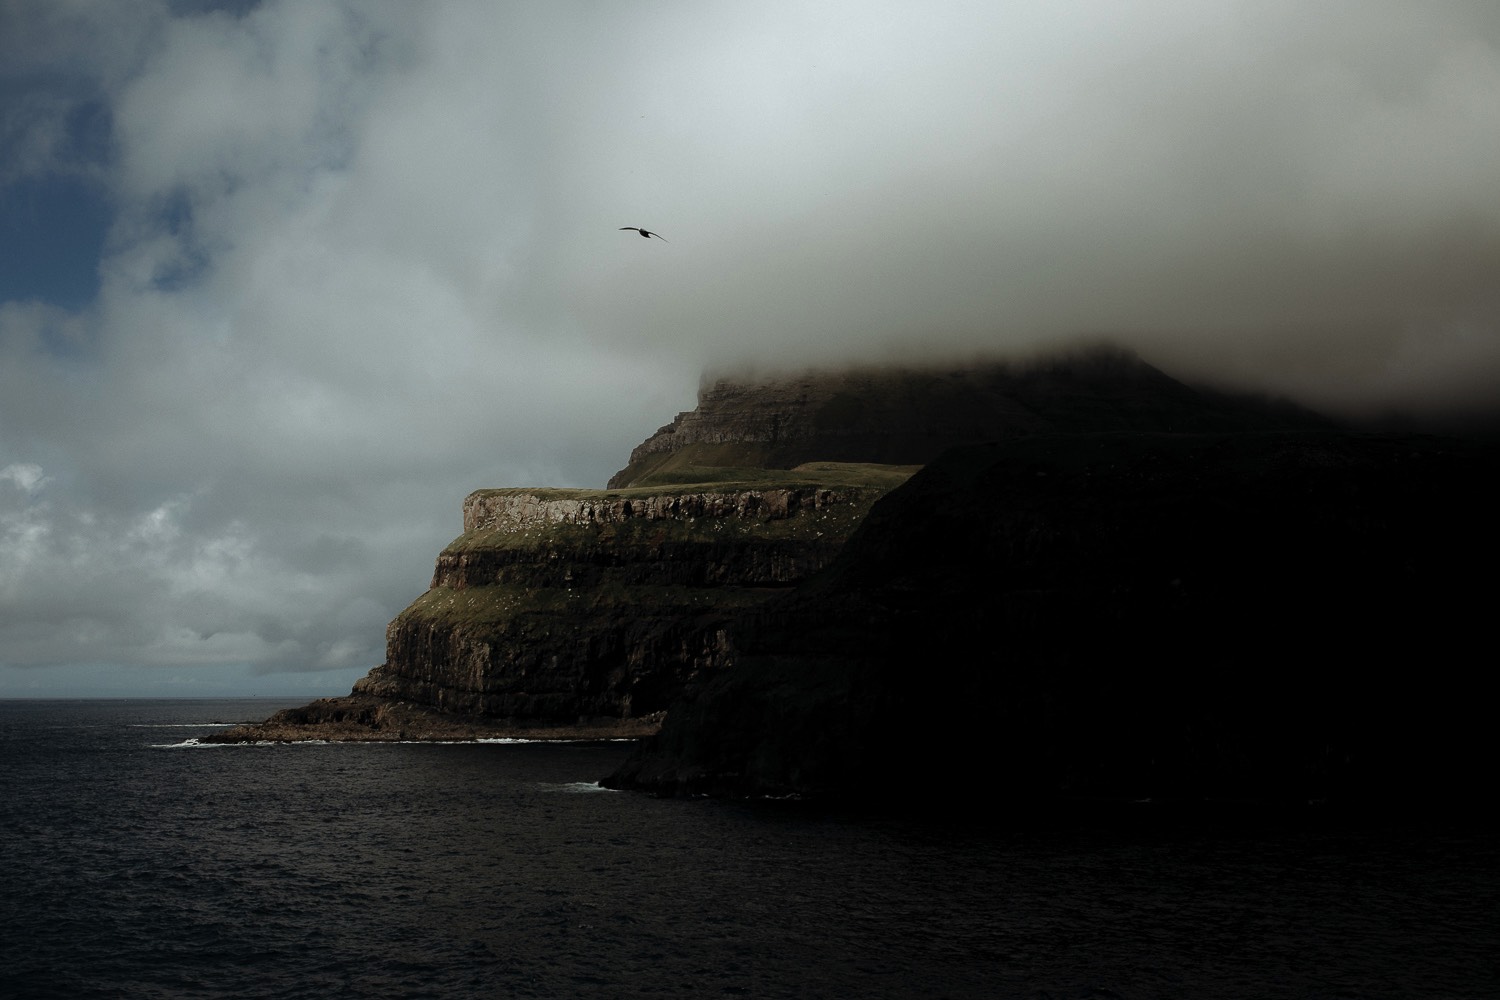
[607,431,1499,807]
[237,346,1353,747]
[353,480,911,723]
[608,345,1329,488]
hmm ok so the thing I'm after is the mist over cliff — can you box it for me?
[216,345,1496,812]
[610,345,1332,488]
[6,2,1500,697]
[222,345,1309,740]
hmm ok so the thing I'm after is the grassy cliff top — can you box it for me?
[468,462,921,502]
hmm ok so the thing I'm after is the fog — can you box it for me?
[2,0,1497,694]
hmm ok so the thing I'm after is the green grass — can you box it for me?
[401,582,783,628]
[471,462,919,500]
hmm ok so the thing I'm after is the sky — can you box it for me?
[3,0,1498,698]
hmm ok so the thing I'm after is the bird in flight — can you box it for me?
[620,227,668,242]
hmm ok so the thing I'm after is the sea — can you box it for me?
[2,699,1496,1000]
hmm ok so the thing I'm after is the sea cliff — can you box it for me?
[607,430,1500,807]
[213,345,1340,752]
[209,466,915,742]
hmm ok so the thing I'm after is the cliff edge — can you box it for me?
[214,345,1337,746]
[209,465,915,742]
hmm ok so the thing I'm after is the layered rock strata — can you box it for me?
[210,471,911,742]
[357,483,889,721]
[216,346,1334,746]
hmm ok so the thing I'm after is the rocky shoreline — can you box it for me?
[201,694,663,744]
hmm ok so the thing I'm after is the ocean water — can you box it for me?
[1,699,1496,1000]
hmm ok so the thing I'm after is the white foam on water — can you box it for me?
[539,781,620,794]
[468,737,636,744]
[151,738,330,748]
[466,737,634,744]
[149,736,638,748]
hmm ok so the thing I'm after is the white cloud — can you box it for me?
[2,0,1499,694]
[1,462,49,494]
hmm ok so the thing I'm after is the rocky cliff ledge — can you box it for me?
[209,466,914,742]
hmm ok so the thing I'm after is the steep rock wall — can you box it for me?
[608,431,1500,806]
[351,480,905,722]
[462,486,849,532]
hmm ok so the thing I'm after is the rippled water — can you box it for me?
[2,699,1496,999]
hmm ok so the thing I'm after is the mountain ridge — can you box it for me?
[610,344,1329,488]
[211,345,1357,756]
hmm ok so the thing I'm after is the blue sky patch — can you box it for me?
[0,175,111,310]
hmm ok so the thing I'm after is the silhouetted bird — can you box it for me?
[620,227,668,242]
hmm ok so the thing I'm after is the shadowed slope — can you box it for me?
[607,431,1498,808]
[610,345,1329,488]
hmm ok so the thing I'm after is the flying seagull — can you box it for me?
[620,227,668,242]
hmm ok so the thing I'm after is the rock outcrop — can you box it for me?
[216,345,1338,747]
[355,479,904,721]
[206,693,667,743]
[210,467,915,742]
[607,430,1500,807]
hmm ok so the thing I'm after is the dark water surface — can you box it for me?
[2,699,1495,999]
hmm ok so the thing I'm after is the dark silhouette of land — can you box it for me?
[609,429,1499,810]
